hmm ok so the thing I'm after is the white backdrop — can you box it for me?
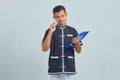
[0,0,120,80]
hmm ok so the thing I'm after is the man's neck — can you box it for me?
[57,23,66,27]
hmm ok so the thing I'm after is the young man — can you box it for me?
[42,5,82,80]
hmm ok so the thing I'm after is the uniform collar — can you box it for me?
[56,24,67,29]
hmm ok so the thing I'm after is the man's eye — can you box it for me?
[56,17,59,19]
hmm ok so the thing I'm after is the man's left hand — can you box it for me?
[72,37,80,45]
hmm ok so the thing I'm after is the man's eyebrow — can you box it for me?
[56,16,60,17]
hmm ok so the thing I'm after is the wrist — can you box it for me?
[49,29,54,33]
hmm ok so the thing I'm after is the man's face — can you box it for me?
[54,10,67,26]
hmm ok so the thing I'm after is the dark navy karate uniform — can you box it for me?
[42,24,79,75]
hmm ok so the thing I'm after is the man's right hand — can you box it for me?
[50,22,56,32]
[42,22,56,52]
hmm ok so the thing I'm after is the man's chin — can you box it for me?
[58,23,65,26]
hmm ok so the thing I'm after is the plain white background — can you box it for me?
[0,0,120,80]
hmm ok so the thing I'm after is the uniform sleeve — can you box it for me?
[42,28,50,43]
[72,28,78,37]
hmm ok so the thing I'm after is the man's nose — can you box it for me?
[59,17,63,21]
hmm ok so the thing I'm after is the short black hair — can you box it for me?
[53,5,66,14]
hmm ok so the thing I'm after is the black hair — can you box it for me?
[53,5,66,15]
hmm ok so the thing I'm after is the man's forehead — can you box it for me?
[54,10,66,15]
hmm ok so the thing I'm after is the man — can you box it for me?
[42,5,82,80]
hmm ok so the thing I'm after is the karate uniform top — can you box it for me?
[42,24,78,75]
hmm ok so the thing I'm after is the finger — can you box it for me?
[52,25,55,29]
[53,22,56,24]
[53,22,56,25]
[76,37,80,41]
[74,38,80,43]
[74,37,78,41]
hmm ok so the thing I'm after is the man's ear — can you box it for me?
[66,12,68,16]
